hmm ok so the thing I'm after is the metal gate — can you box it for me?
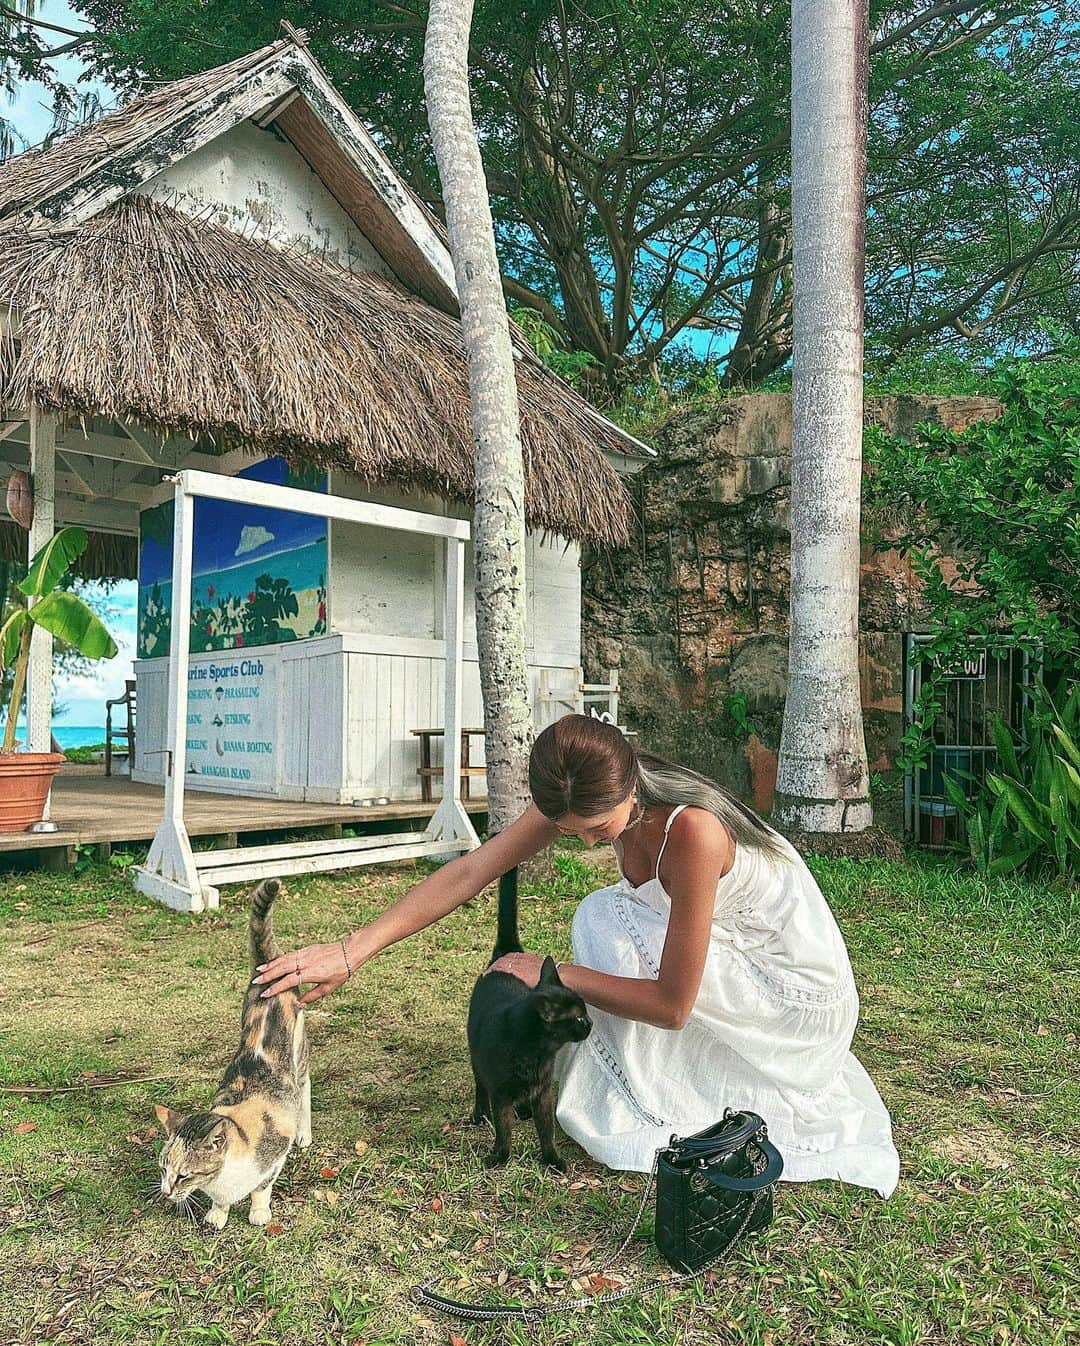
[904,636,1031,847]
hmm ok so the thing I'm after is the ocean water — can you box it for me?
[51,725,108,749]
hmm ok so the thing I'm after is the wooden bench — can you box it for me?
[412,726,487,803]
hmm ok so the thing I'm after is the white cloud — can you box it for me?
[52,581,137,727]
[235,525,275,557]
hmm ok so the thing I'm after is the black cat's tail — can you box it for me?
[249,878,282,969]
[490,868,523,963]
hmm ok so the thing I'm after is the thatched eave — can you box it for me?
[0,198,634,546]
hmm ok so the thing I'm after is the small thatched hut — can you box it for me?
[0,29,647,803]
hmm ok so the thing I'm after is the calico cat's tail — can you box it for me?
[490,868,524,964]
[249,878,282,970]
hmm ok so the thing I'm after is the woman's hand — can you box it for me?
[486,952,547,986]
[253,941,354,1006]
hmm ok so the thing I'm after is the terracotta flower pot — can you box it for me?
[0,752,66,832]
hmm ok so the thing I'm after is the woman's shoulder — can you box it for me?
[664,805,736,879]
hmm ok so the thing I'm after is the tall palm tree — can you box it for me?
[772,0,873,834]
[424,0,532,833]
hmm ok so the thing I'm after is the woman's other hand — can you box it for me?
[486,952,547,986]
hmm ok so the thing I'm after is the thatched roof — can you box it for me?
[0,197,633,544]
[0,520,137,581]
[0,43,290,223]
[0,30,641,545]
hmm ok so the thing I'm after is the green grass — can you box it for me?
[0,849,1076,1345]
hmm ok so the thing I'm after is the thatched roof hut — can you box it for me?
[0,30,643,569]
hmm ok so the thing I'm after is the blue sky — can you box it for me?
[7,1,114,149]
[59,581,138,728]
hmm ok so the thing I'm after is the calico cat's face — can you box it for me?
[154,1105,230,1201]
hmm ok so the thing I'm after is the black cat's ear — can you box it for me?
[539,956,562,986]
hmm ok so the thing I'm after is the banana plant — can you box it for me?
[0,527,118,754]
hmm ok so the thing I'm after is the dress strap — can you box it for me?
[654,803,689,881]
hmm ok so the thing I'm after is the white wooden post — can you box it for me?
[135,470,478,913]
[134,478,212,911]
[27,406,56,776]
[426,534,478,844]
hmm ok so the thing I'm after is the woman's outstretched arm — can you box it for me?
[255,803,558,1004]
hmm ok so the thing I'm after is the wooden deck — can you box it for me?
[0,765,487,864]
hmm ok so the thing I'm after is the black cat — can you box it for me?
[467,871,592,1171]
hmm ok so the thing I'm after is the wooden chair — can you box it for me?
[105,679,136,776]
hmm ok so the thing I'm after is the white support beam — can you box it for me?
[26,405,56,762]
[425,535,477,845]
[136,469,479,913]
[136,480,205,910]
[49,494,141,533]
[180,469,472,540]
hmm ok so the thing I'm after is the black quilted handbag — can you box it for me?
[655,1109,783,1273]
[413,1109,783,1322]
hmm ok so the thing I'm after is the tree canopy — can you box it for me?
[21,1,1080,398]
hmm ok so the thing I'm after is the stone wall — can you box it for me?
[582,393,1002,831]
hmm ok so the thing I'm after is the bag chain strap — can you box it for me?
[411,1148,766,1324]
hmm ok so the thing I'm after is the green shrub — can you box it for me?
[945,681,1080,881]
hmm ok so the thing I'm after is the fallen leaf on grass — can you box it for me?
[320,1166,340,1179]
[12,1122,37,1135]
[265,1222,285,1236]
[353,1139,369,1157]
[1035,1024,1050,1037]
[431,1196,443,1213]
[451,1335,468,1346]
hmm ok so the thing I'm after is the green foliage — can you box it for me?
[944,682,1080,882]
[509,305,598,390]
[77,1,1080,395]
[865,353,1080,776]
[723,691,758,741]
[19,526,90,599]
[0,527,119,753]
[63,742,107,763]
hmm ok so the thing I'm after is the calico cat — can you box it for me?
[155,878,311,1230]
[467,871,592,1171]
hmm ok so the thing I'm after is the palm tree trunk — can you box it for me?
[424,0,532,833]
[772,0,873,834]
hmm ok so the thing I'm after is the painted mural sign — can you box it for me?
[138,458,327,659]
[185,652,278,791]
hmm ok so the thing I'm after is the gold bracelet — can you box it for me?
[340,939,353,980]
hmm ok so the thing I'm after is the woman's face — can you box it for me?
[550,791,637,848]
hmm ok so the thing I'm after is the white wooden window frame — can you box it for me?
[133,469,480,913]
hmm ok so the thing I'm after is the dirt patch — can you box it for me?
[928,1126,1013,1171]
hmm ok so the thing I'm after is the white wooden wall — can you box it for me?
[134,467,584,803]
[134,633,579,803]
[137,120,392,274]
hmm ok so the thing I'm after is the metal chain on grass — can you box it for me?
[411,1150,765,1323]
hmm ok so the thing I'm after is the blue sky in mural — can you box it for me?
[137,459,327,660]
[138,460,327,588]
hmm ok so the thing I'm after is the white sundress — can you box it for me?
[555,804,900,1197]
